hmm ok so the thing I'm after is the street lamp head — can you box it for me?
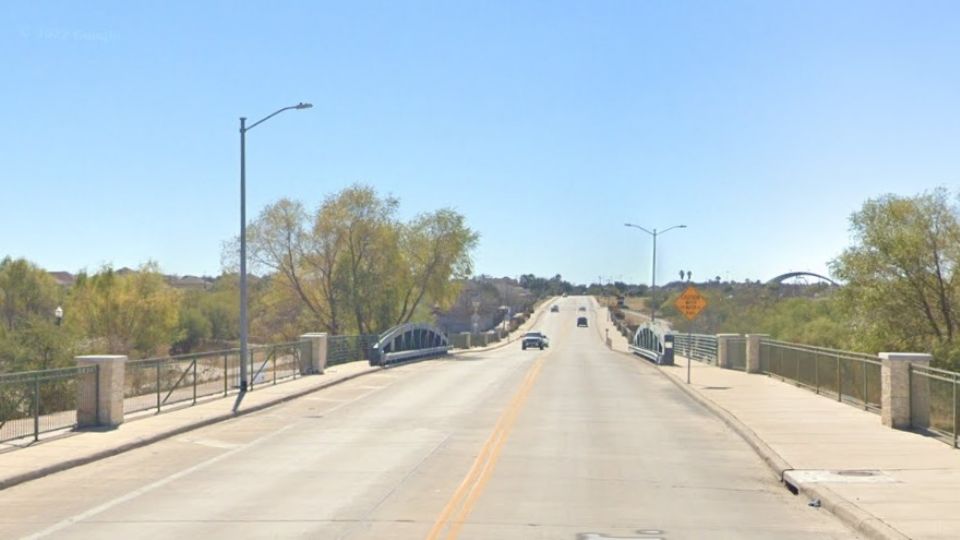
[295,102,313,110]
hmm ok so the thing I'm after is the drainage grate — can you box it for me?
[784,469,897,486]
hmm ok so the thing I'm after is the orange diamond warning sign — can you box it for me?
[675,285,707,320]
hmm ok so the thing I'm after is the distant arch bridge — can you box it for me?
[766,272,839,287]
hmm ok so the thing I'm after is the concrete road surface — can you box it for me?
[0,297,856,539]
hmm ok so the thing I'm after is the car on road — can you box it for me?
[577,316,588,327]
[521,331,549,350]
[578,306,586,312]
[550,305,559,312]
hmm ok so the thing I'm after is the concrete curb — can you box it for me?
[653,361,910,540]
[0,366,382,492]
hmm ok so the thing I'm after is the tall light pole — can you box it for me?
[624,223,687,322]
[238,102,312,402]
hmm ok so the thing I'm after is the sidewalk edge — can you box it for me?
[0,366,382,492]
[654,362,910,540]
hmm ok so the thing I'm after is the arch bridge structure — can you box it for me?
[766,271,839,287]
[370,323,450,366]
[628,323,673,365]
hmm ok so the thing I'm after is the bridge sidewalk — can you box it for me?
[0,360,378,491]
[659,354,960,540]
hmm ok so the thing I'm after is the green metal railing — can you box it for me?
[760,339,881,413]
[248,341,304,390]
[125,348,243,415]
[674,334,718,364]
[0,365,99,444]
[124,341,307,415]
[910,365,960,448]
[327,334,379,366]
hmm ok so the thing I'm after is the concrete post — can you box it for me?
[880,352,932,430]
[716,334,740,369]
[745,334,768,374]
[299,333,328,374]
[76,355,126,428]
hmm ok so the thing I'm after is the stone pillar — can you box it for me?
[76,355,126,428]
[745,334,768,374]
[299,333,328,374]
[716,334,740,369]
[880,352,932,430]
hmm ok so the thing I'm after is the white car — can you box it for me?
[521,331,550,350]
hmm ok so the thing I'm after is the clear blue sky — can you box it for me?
[2,1,957,285]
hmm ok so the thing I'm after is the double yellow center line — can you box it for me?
[425,351,548,540]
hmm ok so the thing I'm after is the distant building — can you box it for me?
[48,271,76,287]
[166,275,214,290]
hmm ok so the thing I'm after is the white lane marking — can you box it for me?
[175,437,242,450]
[20,424,295,540]
[21,379,399,540]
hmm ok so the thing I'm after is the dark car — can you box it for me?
[577,316,588,327]
[550,305,559,312]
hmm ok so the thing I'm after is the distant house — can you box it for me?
[48,271,76,287]
[167,275,214,290]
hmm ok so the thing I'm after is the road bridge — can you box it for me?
[0,297,853,539]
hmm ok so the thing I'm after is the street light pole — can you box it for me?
[239,117,248,393]
[624,223,687,323]
[237,102,312,409]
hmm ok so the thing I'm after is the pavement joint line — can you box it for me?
[0,364,389,493]
[646,355,910,540]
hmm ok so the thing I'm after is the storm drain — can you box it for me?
[783,469,897,493]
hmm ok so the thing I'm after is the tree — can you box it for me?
[831,188,960,366]
[395,209,479,324]
[67,263,182,358]
[234,184,477,335]
[0,258,74,372]
[0,257,59,333]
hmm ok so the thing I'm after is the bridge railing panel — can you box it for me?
[327,334,379,366]
[759,339,881,413]
[674,334,718,364]
[910,365,960,448]
[0,365,98,444]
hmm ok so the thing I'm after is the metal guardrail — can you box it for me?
[0,365,99,444]
[249,341,305,390]
[760,339,881,413]
[125,342,306,415]
[1,335,370,439]
[327,334,379,366]
[674,334,718,364]
[125,348,241,415]
[910,365,960,448]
